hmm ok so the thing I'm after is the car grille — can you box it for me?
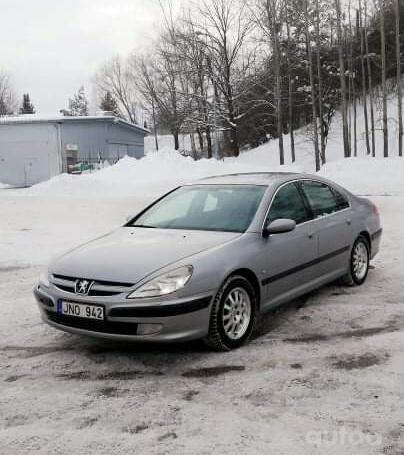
[51,274,134,297]
[45,310,138,335]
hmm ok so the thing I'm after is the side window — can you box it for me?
[267,183,310,225]
[333,188,350,211]
[301,181,340,219]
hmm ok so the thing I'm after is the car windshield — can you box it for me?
[130,185,266,233]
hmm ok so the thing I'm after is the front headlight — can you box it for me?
[39,268,50,288]
[127,266,193,299]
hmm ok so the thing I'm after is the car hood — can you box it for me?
[51,227,241,284]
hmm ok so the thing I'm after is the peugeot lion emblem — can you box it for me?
[75,279,93,295]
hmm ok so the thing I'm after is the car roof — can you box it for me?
[194,172,301,186]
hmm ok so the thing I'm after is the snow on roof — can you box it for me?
[0,114,149,134]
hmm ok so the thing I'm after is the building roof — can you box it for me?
[0,114,149,135]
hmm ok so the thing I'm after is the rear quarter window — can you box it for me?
[332,188,350,211]
[301,180,348,219]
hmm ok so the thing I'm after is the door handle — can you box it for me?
[346,218,352,225]
[308,231,315,239]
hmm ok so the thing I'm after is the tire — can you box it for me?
[203,275,257,351]
[341,235,370,286]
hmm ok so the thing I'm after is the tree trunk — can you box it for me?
[396,0,403,157]
[380,0,389,157]
[173,129,180,150]
[364,1,376,157]
[349,2,357,157]
[316,0,326,165]
[231,126,240,157]
[152,98,159,152]
[286,15,296,162]
[305,0,321,171]
[353,77,358,156]
[190,132,197,160]
[197,128,204,153]
[206,126,213,159]
[335,0,351,158]
[359,0,371,155]
[347,21,353,156]
[268,0,284,165]
[227,91,239,157]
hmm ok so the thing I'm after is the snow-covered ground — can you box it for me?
[1,96,403,454]
[0,194,403,455]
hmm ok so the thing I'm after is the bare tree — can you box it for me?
[266,0,285,165]
[315,0,326,164]
[94,56,139,124]
[198,0,254,157]
[177,16,214,158]
[304,0,321,171]
[0,72,17,116]
[253,0,285,164]
[395,0,403,157]
[380,0,389,157]
[364,1,376,157]
[335,0,351,157]
[359,0,371,155]
[286,9,296,162]
[348,1,357,157]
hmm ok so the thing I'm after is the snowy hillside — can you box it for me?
[22,94,404,199]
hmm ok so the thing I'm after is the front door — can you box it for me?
[260,182,318,310]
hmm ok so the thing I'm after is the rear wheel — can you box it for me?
[342,235,370,286]
[203,275,257,351]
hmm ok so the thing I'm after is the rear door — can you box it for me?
[299,180,353,280]
[261,182,318,310]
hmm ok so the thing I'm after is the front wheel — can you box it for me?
[342,235,370,286]
[203,275,257,351]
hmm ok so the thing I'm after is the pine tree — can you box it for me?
[68,86,89,116]
[99,91,119,115]
[19,93,35,114]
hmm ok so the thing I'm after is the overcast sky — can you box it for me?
[0,0,169,114]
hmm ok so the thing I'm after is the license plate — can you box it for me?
[58,301,104,320]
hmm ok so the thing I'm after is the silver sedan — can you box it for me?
[34,173,382,350]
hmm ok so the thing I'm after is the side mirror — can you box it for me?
[263,219,296,237]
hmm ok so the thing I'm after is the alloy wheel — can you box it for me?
[222,287,252,340]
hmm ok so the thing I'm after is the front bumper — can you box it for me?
[33,285,213,342]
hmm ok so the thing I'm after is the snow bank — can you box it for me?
[25,146,301,198]
[24,143,404,198]
[319,158,404,196]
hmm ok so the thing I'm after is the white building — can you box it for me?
[0,115,148,186]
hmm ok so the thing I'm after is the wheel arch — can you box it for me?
[359,230,371,254]
[226,268,261,309]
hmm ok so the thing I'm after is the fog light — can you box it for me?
[137,323,163,336]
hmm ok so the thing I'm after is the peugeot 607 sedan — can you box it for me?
[34,173,382,351]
